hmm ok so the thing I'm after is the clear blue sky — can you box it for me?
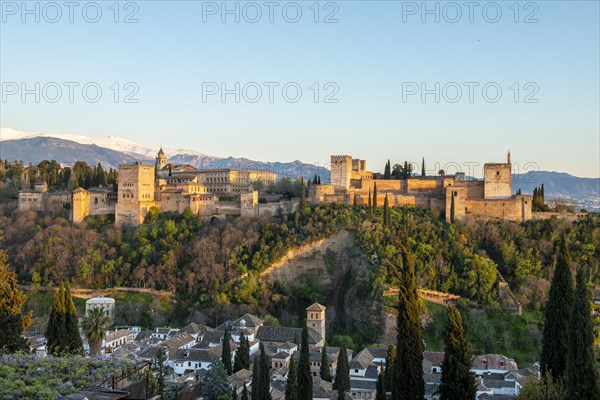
[1,0,599,177]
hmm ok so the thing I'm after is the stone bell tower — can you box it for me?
[306,303,326,341]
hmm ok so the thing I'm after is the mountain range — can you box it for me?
[1,128,598,203]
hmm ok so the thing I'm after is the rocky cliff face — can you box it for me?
[261,229,388,343]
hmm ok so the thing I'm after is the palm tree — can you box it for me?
[81,307,111,356]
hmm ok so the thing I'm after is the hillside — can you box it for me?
[513,171,600,198]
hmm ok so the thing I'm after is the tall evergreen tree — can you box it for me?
[251,359,260,400]
[63,282,83,355]
[373,183,378,208]
[384,160,391,180]
[392,236,424,400]
[439,307,476,400]
[541,234,574,381]
[333,345,349,392]
[45,284,67,355]
[565,267,600,399]
[0,238,33,353]
[320,348,332,382]
[317,176,321,185]
[353,194,358,209]
[297,325,313,400]
[384,344,396,392]
[383,195,390,226]
[376,364,386,400]
[200,359,231,400]
[285,359,298,400]
[299,184,307,210]
[256,343,272,400]
[242,384,249,400]
[222,328,233,375]
[155,347,168,398]
[368,189,372,213]
[234,332,250,373]
[232,387,238,400]
[421,157,426,177]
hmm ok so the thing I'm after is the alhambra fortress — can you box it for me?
[18,149,532,224]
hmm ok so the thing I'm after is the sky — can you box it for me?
[1,0,599,178]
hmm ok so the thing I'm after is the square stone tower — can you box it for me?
[115,162,156,226]
[483,163,512,199]
[306,303,326,341]
[330,155,352,189]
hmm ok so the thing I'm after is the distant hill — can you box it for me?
[0,136,330,182]
[513,171,600,198]
[0,137,144,169]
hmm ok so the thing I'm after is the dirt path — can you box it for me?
[20,285,173,300]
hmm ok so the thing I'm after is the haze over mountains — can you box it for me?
[1,128,598,203]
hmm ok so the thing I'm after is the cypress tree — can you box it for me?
[320,348,332,382]
[317,176,321,185]
[353,194,358,209]
[384,160,391,180]
[300,185,307,210]
[376,364,386,400]
[384,344,396,392]
[421,157,426,177]
[332,345,349,391]
[63,282,83,355]
[285,359,298,400]
[251,359,260,400]
[297,325,313,400]
[232,387,238,400]
[439,306,476,400]
[392,236,424,400]
[222,328,233,375]
[234,332,250,373]
[256,343,272,400]
[242,384,249,400]
[565,267,600,399]
[368,189,372,215]
[373,183,378,208]
[383,195,390,226]
[541,233,574,381]
[0,240,33,353]
[46,284,67,355]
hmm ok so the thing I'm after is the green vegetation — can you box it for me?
[45,284,83,356]
[541,234,574,380]
[297,325,313,400]
[81,307,111,356]
[439,307,476,400]
[391,236,424,400]
[0,232,32,353]
[0,354,133,399]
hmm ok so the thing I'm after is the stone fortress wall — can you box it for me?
[310,153,532,223]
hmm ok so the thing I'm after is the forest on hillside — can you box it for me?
[1,199,598,314]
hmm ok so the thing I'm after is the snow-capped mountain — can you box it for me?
[0,128,203,159]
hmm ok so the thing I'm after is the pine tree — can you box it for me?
[333,345,349,392]
[63,282,83,355]
[200,358,231,400]
[0,239,32,353]
[320,348,332,382]
[373,183,378,208]
[234,332,250,373]
[46,284,67,355]
[256,343,272,400]
[421,158,426,177]
[297,325,313,400]
[222,328,233,375]
[541,233,574,381]
[392,236,424,400]
[565,267,600,399]
[285,359,298,400]
[439,307,476,400]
